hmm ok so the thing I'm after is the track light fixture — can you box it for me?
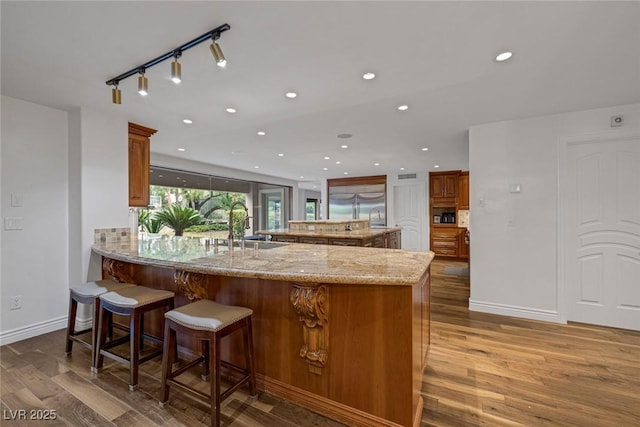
[171,51,182,84]
[105,23,230,104]
[209,36,226,68]
[111,82,121,104]
[137,69,148,96]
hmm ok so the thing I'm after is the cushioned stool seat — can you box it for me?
[159,299,257,427]
[65,279,137,366]
[94,286,175,391]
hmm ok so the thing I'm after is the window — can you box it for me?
[306,198,318,220]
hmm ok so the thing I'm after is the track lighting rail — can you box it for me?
[105,23,230,87]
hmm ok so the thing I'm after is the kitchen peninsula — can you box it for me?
[257,219,402,248]
[93,234,433,427]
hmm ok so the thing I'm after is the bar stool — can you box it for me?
[94,286,175,391]
[65,279,137,367]
[159,299,257,427]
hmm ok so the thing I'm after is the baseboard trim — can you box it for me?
[0,316,69,346]
[469,300,564,324]
[257,374,405,427]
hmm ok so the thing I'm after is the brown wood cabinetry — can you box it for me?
[430,228,459,256]
[458,228,469,259]
[128,123,156,207]
[458,171,469,210]
[430,171,459,206]
[429,170,469,258]
[269,230,401,248]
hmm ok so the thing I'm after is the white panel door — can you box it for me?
[392,181,425,250]
[564,136,640,330]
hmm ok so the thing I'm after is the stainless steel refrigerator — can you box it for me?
[328,184,386,226]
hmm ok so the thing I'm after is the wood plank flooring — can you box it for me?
[2,259,639,426]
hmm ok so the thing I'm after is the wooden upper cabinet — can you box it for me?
[429,171,460,206]
[128,123,156,207]
[458,171,469,210]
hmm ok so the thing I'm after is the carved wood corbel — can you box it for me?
[102,258,134,284]
[174,270,207,301]
[290,283,328,375]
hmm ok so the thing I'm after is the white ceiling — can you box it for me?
[2,1,639,185]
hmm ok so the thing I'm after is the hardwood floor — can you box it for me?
[2,259,639,426]
[424,259,640,427]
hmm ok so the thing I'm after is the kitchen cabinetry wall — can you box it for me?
[429,170,469,258]
[128,122,156,207]
[271,229,401,248]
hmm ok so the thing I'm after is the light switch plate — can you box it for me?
[11,193,23,207]
[4,217,24,230]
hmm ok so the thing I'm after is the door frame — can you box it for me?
[258,188,285,231]
[557,131,639,325]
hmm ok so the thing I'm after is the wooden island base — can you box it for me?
[101,257,430,427]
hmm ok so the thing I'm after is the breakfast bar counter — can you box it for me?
[93,234,433,427]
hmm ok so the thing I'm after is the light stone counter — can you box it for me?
[92,234,432,286]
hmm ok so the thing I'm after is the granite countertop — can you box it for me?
[255,226,402,238]
[93,234,432,286]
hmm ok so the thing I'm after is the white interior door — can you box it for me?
[563,135,640,330]
[391,181,426,250]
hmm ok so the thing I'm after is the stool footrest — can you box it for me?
[169,356,205,379]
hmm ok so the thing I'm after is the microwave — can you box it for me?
[441,212,456,224]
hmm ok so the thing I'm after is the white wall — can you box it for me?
[0,98,130,345]
[1,96,70,342]
[469,103,640,322]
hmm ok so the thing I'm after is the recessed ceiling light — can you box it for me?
[335,161,341,164]
[150,169,154,173]
[285,92,297,99]
[257,131,266,136]
[434,165,440,168]
[176,176,181,180]
[254,165,260,169]
[323,156,330,160]
[340,144,349,149]
[397,105,409,111]
[299,176,304,179]
[343,172,349,175]
[178,148,185,152]
[421,147,429,151]
[226,107,237,113]
[362,72,376,80]
[158,174,163,178]
[183,119,193,124]
[495,51,513,62]
[278,153,284,157]
[374,162,380,166]
[400,167,405,171]
[323,167,328,171]
[337,133,352,139]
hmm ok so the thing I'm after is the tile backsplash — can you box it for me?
[94,227,131,243]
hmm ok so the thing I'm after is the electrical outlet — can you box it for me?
[10,295,22,310]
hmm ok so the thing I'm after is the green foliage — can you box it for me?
[231,210,248,238]
[184,223,228,233]
[154,205,203,236]
[145,218,164,233]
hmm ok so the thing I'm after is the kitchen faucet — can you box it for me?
[368,207,382,224]
[228,201,250,248]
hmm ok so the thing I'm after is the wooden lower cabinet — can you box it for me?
[271,235,300,243]
[270,230,401,248]
[458,228,469,259]
[386,230,401,249]
[430,227,459,257]
[101,257,430,427]
[299,236,329,244]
